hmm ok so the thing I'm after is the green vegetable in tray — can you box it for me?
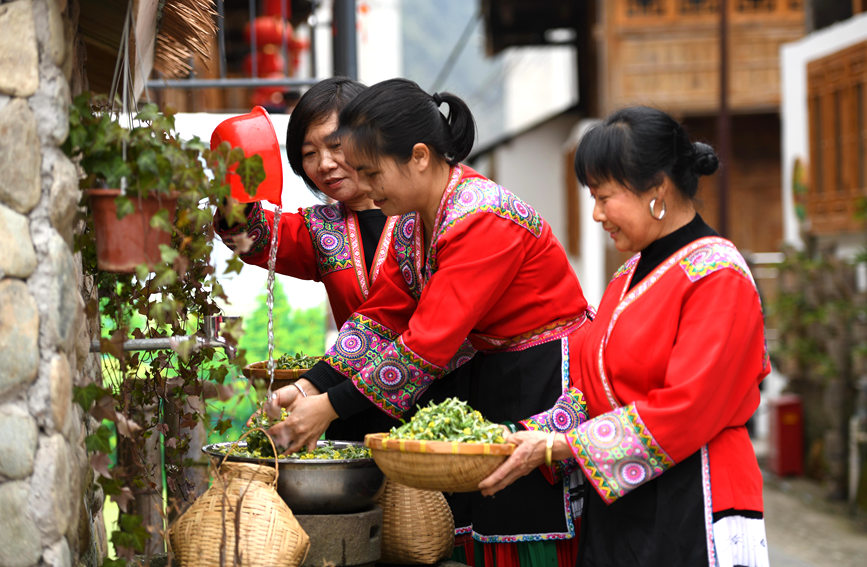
[387,397,506,443]
[274,352,321,370]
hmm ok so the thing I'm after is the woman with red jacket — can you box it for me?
[480,106,770,567]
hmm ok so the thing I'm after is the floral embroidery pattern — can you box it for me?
[325,314,442,417]
[569,403,675,504]
[435,178,543,245]
[611,254,639,283]
[303,204,352,276]
[521,388,588,433]
[472,312,589,352]
[217,201,269,256]
[393,214,423,299]
[443,339,476,373]
[679,241,753,283]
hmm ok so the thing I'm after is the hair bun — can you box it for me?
[692,142,719,176]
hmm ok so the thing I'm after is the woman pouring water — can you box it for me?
[214,77,407,440]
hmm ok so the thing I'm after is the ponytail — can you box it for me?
[337,78,476,166]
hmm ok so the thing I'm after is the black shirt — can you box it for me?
[628,214,718,291]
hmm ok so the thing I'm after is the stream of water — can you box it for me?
[265,206,282,399]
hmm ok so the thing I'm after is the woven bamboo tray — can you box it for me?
[364,432,514,493]
[242,362,309,390]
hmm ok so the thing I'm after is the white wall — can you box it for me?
[504,46,578,135]
[357,0,402,83]
[308,0,402,84]
[780,13,867,250]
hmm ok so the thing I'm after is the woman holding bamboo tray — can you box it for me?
[479,106,770,567]
[266,78,593,567]
[214,77,409,440]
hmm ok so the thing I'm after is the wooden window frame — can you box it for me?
[805,40,867,234]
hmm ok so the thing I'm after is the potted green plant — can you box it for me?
[63,92,263,273]
[65,92,269,561]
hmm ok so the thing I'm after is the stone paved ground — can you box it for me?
[761,455,867,566]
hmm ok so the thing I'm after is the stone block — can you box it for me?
[0,1,38,97]
[296,507,383,567]
[35,0,66,68]
[29,231,81,353]
[0,98,41,213]
[0,202,37,278]
[0,407,38,479]
[49,353,72,431]
[30,434,72,540]
[0,481,43,567]
[48,152,80,248]
[42,537,72,567]
[0,279,39,397]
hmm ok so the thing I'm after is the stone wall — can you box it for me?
[0,1,103,565]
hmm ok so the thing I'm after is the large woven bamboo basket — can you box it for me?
[364,433,514,493]
[169,430,310,567]
[378,480,454,565]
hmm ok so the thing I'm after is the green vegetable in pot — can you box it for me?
[244,406,288,457]
[388,397,506,443]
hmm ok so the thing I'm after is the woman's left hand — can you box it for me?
[266,392,338,453]
[478,430,550,497]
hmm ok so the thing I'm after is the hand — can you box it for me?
[246,379,320,427]
[478,430,550,497]
[267,392,338,453]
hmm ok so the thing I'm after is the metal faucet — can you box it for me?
[199,315,239,359]
[90,315,240,359]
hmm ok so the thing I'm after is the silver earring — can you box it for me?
[649,198,666,220]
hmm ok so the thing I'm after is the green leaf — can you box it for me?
[114,196,134,219]
[73,383,111,411]
[235,154,266,195]
[85,424,114,454]
[214,417,233,436]
[159,244,179,264]
[224,255,244,275]
[153,268,177,287]
[149,208,174,233]
[111,513,149,553]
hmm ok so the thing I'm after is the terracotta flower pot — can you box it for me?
[87,188,178,273]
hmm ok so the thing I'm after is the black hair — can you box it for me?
[334,78,476,168]
[573,105,719,199]
[285,76,367,197]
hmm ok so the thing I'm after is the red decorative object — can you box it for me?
[245,17,293,48]
[768,394,804,476]
[243,49,287,77]
[87,189,177,273]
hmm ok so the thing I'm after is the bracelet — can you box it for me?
[292,382,308,398]
[502,421,517,434]
[545,431,556,467]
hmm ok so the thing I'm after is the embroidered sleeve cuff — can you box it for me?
[568,403,675,504]
[325,314,443,418]
[519,388,588,483]
[214,201,269,256]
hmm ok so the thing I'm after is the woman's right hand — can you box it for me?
[245,379,321,426]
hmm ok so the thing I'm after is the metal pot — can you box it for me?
[202,440,385,514]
